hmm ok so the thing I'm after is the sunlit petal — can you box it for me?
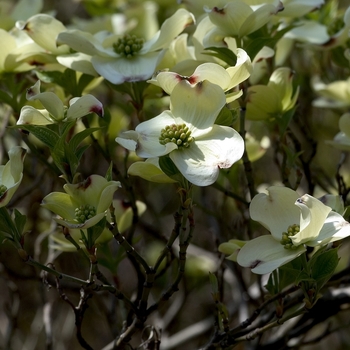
[250,186,300,240]
[237,235,306,275]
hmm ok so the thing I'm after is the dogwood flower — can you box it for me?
[312,77,350,109]
[246,67,299,120]
[56,9,195,84]
[17,80,103,125]
[326,113,350,152]
[116,80,244,186]
[273,0,324,18]
[149,51,252,103]
[218,239,245,262]
[42,175,121,229]
[16,14,69,55]
[0,146,27,207]
[204,1,284,41]
[180,0,323,18]
[237,186,350,274]
[49,199,147,251]
[0,28,47,74]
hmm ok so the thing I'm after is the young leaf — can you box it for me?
[277,256,304,290]
[75,144,90,163]
[77,74,96,96]
[310,248,339,283]
[202,46,237,66]
[68,127,102,153]
[0,207,17,239]
[215,106,234,126]
[64,145,80,176]
[14,209,27,241]
[86,217,107,249]
[159,155,180,178]
[209,272,219,295]
[105,162,113,182]
[245,24,296,60]
[13,125,59,149]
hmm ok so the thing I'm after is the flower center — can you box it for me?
[159,123,194,149]
[0,184,7,198]
[280,224,300,249]
[113,34,144,58]
[75,205,96,223]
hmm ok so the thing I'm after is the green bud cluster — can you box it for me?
[113,34,144,58]
[159,123,194,149]
[0,184,7,198]
[75,204,96,223]
[280,224,300,249]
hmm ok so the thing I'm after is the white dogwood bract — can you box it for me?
[56,9,195,84]
[0,147,27,208]
[42,175,121,229]
[237,186,350,274]
[149,51,252,103]
[116,79,244,186]
[17,80,104,125]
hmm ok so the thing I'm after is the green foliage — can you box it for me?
[36,69,96,96]
[215,106,239,126]
[0,207,26,247]
[15,122,102,180]
[81,217,107,250]
[245,24,296,60]
[203,46,237,66]
[16,124,60,148]
[158,155,181,183]
[266,257,304,295]
[266,247,339,308]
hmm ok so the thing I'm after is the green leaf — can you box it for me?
[36,69,79,96]
[86,217,107,249]
[62,69,77,94]
[51,132,70,176]
[105,162,113,182]
[215,106,238,126]
[75,145,90,163]
[64,146,80,176]
[0,89,16,110]
[96,243,126,274]
[159,155,180,178]
[59,120,76,138]
[83,0,116,16]
[35,70,65,85]
[0,207,17,239]
[209,272,219,295]
[80,229,88,247]
[330,45,350,69]
[202,46,237,66]
[310,248,339,283]
[77,74,96,95]
[14,209,27,241]
[277,257,304,289]
[68,127,101,153]
[295,270,315,286]
[13,125,59,149]
[245,24,296,60]
[276,106,297,135]
[50,121,78,177]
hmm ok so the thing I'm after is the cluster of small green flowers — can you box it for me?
[75,205,96,223]
[113,34,144,58]
[159,123,194,149]
[280,224,300,249]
